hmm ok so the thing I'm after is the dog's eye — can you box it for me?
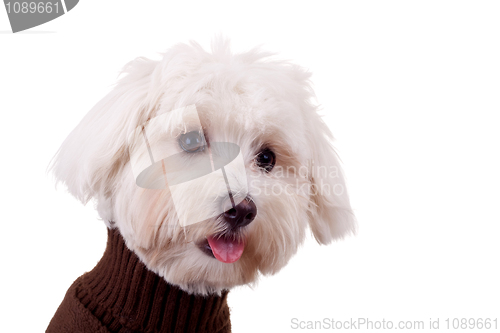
[179,131,205,153]
[256,148,276,172]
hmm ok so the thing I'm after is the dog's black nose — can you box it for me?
[223,198,257,229]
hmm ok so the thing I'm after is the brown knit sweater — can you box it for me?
[46,228,231,333]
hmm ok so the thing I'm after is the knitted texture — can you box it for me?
[46,228,231,333]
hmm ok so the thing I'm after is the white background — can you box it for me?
[1,1,499,332]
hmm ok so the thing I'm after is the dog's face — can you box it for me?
[51,41,356,295]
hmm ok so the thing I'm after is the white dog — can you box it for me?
[47,39,356,333]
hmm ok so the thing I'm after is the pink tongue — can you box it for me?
[207,236,245,263]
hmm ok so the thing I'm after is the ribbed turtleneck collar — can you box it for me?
[73,228,231,333]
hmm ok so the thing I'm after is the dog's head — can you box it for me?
[50,40,356,295]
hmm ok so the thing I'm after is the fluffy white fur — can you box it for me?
[50,39,356,295]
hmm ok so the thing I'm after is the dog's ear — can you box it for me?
[47,41,218,222]
[48,57,160,219]
[306,117,357,245]
[274,62,356,245]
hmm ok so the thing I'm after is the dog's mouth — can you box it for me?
[198,233,246,263]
